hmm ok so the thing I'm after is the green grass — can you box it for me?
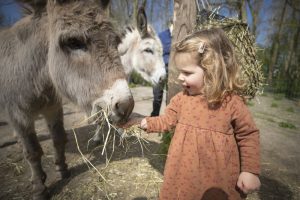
[273,93,285,101]
[278,122,296,129]
[286,107,294,113]
[129,71,151,87]
[271,102,278,108]
[159,131,174,157]
[128,82,137,88]
[261,92,268,97]
[267,118,275,123]
[246,101,254,106]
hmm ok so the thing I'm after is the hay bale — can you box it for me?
[195,9,264,99]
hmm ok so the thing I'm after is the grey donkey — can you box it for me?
[0,0,134,199]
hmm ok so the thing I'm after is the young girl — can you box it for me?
[127,28,261,200]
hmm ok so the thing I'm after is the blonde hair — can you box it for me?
[174,28,245,105]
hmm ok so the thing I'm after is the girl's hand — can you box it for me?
[140,118,147,130]
[237,172,261,194]
[118,113,145,129]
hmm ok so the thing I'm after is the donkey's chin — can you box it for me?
[88,79,134,125]
[150,67,167,86]
[89,104,128,125]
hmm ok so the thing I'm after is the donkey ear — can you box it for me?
[16,0,46,11]
[16,0,47,14]
[99,0,110,9]
[136,7,148,37]
[48,0,67,4]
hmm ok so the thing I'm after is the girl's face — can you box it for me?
[175,52,204,96]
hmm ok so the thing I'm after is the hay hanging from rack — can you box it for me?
[195,9,264,98]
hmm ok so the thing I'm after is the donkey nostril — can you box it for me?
[159,76,166,85]
[115,102,125,116]
[159,77,164,83]
[114,97,134,121]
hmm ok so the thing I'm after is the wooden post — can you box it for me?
[167,0,197,103]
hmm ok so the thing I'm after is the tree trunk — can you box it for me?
[246,0,263,36]
[141,0,147,8]
[237,0,247,22]
[133,0,139,25]
[285,13,300,98]
[284,7,299,73]
[167,0,197,103]
[268,0,287,86]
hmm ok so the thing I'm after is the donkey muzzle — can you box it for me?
[91,79,134,124]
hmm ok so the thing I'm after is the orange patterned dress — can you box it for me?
[146,92,260,200]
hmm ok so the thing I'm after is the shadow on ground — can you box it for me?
[258,175,293,200]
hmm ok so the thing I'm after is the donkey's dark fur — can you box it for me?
[0,1,134,199]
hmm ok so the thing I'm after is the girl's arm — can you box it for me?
[144,92,183,133]
[232,97,260,174]
[231,96,261,193]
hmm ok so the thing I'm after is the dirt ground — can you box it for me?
[0,86,299,200]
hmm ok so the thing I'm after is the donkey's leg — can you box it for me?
[43,106,70,180]
[11,118,48,200]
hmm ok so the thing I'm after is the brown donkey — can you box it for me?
[0,0,134,199]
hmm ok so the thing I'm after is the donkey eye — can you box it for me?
[144,48,153,54]
[61,37,88,52]
[67,38,87,50]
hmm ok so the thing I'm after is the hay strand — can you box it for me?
[72,129,108,183]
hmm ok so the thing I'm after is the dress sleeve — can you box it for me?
[146,92,182,133]
[231,96,260,175]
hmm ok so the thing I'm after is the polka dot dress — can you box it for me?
[146,92,260,200]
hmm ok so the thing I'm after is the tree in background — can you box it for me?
[0,12,3,26]
[263,0,300,98]
[268,0,288,86]
[167,0,197,103]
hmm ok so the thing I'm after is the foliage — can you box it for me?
[246,101,254,106]
[286,107,294,113]
[158,130,174,159]
[273,93,284,101]
[271,102,278,108]
[267,118,275,123]
[261,1,300,99]
[129,71,152,87]
[278,121,296,129]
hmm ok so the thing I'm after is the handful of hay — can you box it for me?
[71,108,148,185]
[85,108,148,159]
[91,109,148,156]
[72,108,147,177]
[195,9,264,99]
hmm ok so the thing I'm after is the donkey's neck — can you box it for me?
[0,15,53,98]
[118,26,141,75]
